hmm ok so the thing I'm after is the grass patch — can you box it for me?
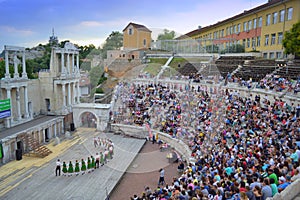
[149,58,168,65]
[143,63,162,76]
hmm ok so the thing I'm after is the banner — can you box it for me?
[0,99,11,119]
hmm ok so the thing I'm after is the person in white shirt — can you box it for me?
[55,159,61,176]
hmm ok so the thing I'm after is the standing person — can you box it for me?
[87,157,92,173]
[158,168,165,186]
[68,161,74,177]
[94,137,98,148]
[74,160,80,176]
[95,153,100,168]
[81,158,87,175]
[55,159,61,176]
[62,161,68,176]
[100,152,104,166]
[91,155,95,171]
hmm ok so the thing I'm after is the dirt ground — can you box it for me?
[109,140,180,200]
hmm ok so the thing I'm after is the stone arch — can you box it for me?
[78,111,98,128]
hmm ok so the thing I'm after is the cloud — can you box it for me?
[78,21,103,27]
[0,26,34,36]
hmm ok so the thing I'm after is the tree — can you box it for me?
[283,21,300,57]
[157,29,176,40]
[89,65,103,88]
[101,31,123,59]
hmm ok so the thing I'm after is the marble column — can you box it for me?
[24,86,29,118]
[6,88,12,128]
[76,53,79,70]
[67,53,70,75]
[61,52,65,74]
[62,84,66,108]
[77,81,80,103]
[16,87,22,120]
[72,82,76,104]
[21,51,27,78]
[13,53,19,79]
[72,53,75,73]
[67,83,71,106]
[54,123,57,137]
[5,50,10,79]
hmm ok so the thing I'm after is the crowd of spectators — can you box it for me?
[112,80,300,200]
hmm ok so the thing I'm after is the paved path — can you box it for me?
[0,128,145,200]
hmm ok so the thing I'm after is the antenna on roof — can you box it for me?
[52,28,55,37]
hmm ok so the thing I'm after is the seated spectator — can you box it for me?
[277,175,292,192]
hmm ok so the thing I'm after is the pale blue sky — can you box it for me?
[0,0,267,51]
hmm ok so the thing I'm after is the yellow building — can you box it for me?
[123,22,152,50]
[180,0,300,59]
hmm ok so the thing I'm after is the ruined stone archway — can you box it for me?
[79,111,97,128]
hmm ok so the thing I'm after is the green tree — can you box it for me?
[101,31,123,59]
[89,65,103,88]
[283,21,300,57]
[0,59,5,78]
[157,29,175,40]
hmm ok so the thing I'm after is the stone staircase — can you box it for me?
[23,135,52,158]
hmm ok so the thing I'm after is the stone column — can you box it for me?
[72,53,75,73]
[54,123,57,137]
[5,50,10,79]
[62,84,66,108]
[24,86,29,118]
[6,88,12,128]
[16,87,22,120]
[67,53,70,75]
[21,51,27,78]
[76,53,79,70]
[67,83,71,106]
[72,82,76,104]
[61,52,65,75]
[13,53,19,79]
[77,81,80,103]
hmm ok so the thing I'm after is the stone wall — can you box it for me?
[111,124,192,164]
[268,179,300,200]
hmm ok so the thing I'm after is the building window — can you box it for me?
[252,37,256,49]
[246,38,250,48]
[243,22,247,32]
[237,24,241,33]
[230,26,233,34]
[248,20,252,30]
[143,39,146,46]
[287,7,293,20]
[226,27,229,35]
[253,18,257,29]
[271,33,276,45]
[265,34,269,46]
[263,53,268,58]
[279,9,285,22]
[243,39,246,47]
[278,32,283,44]
[233,25,236,34]
[258,17,262,27]
[128,28,133,35]
[257,36,261,47]
[270,52,275,59]
[276,52,282,59]
[266,14,271,26]
[273,12,278,24]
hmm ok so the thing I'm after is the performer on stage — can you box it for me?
[74,160,80,176]
[81,158,87,175]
